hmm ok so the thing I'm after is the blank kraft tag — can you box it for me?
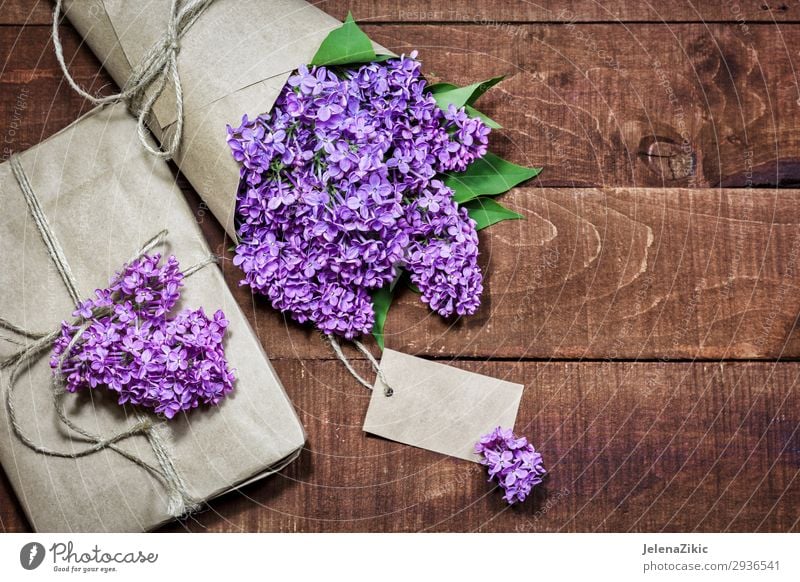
[363,349,524,462]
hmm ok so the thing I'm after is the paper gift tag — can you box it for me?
[363,349,524,462]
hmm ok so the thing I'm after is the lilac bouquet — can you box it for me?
[227,15,539,346]
[475,427,547,505]
[51,253,235,419]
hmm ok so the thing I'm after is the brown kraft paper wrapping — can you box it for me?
[0,103,305,532]
[61,0,388,241]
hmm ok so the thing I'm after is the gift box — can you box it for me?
[0,103,305,532]
[60,0,387,240]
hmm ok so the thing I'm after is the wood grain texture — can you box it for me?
[361,23,800,189]
[134,357,800,533]
[184,186,800,361]
[5,360,797,532]
[3,19,800,359]
[4,0,800,25]
[379,187,800,360]
[0,20,113,155]
[4,22,800,189]
[2,0,800,534]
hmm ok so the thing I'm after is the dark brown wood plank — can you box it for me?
[4,0,800,26]
[0,0,47,25]
[2,1,800,537]
[164,359,800,532]
[0,468,24,532]
[362,23,800,189]
[333,1,800,23]
[0,19,114,158]
[381,186,800,360]
[190,185,800,361]
[4,22,799,189]
[6,360,796,532]
[4,23,800,360]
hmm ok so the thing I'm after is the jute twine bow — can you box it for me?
[52,0,216,160]
[0,154,218,518]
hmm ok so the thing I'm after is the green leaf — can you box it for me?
[446,152,541,203]
[311,12,378,66]
[371,282,394,351]
[427,82,458,94]
[370,269,416,349]
[462,197,523,230]
[429,76,504,110]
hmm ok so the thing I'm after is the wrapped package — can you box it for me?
[61,0,386,240]
[0,103,305,532]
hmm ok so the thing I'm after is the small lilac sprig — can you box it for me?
[227,52,490,339]
[475,427,547,505]
[50,253,236,419]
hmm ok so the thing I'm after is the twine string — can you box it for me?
[325,334,393,397]
[1,156,217,516]
[11,156,81,306]
[52,0,215,160]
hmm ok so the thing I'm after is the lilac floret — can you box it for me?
[50,253,236,419]
[475,427,547,505]
[227,52,490,338]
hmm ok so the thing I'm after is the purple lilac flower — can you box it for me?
[475,427,546,505]
[50,254,236,419]
[227,52,490,338]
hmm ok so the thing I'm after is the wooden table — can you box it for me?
[2,0,799,532]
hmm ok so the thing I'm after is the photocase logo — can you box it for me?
[20,542,46,570]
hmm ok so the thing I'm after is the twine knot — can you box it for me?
[2,155,218,519]
[135,418,156,432]
[52,0,215,160]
